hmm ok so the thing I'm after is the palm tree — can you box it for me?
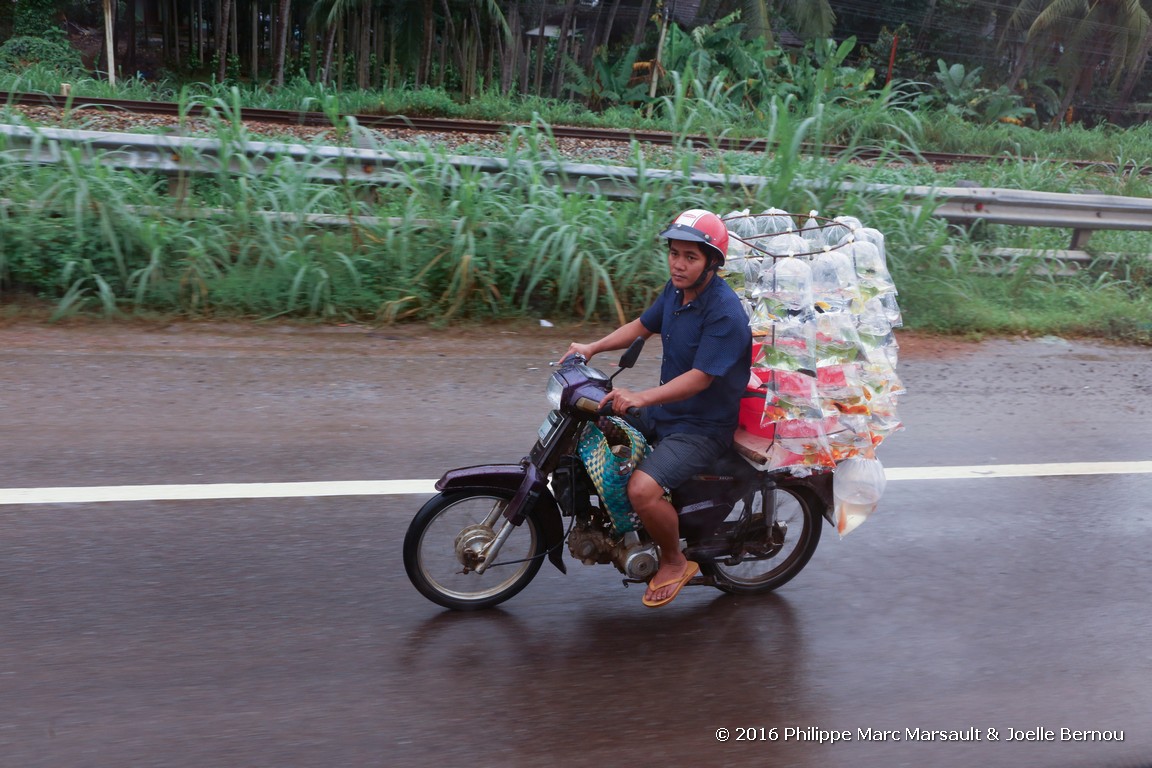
[1117,24,1152,107]
[704,0,835,48]
[501,0,524,94]
[272,0,293,86]
[217,0,234,83]
[1003,0,1152,126]
[549,0,578,98]
[308,0,371,87]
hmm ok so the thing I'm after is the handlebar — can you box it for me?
[552,352,587,368]
[597,401,641,419]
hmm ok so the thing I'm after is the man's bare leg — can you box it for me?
[629,470,692,603]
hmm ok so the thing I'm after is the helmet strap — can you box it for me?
[688,261,718,292]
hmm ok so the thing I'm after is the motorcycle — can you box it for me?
[403,338,835,611]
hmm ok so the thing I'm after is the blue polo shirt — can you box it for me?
[639,275,752,440]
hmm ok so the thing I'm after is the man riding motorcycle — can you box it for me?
[565,209,752,607]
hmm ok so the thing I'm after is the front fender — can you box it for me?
[437,464,567,574]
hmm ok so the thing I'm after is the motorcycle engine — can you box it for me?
[620,536,659,581]
[568,526,615,565]
[568,528,659,580]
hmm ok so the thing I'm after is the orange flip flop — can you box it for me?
[642,561,700,608]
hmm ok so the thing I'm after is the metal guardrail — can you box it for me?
[907,186,1152,249]
[3,123,1152,251]
[0,199,428,230]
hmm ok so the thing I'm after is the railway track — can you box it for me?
[1,90,1143,175]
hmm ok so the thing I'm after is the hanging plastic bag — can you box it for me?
[832,456,887,537]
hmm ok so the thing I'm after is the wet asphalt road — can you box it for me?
[1,324,1151,768]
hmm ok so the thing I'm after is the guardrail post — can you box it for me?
[1069,228,1094,249]
[168,171,190,204]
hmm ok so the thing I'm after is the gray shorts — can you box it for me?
[625,411,729,491]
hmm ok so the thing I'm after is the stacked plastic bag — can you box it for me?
[723,208,905,529]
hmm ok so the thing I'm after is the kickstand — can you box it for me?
[621,577,647,588]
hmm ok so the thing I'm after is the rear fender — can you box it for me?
[775,470,835,526]
[437,464,567,574]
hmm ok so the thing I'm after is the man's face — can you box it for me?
[667,240,709,290]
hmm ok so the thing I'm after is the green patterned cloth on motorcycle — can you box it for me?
[576,417,651,535]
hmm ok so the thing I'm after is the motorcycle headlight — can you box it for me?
[546,372,565,409]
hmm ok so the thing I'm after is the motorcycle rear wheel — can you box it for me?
[404,490,546,611]
[705,485,823,595]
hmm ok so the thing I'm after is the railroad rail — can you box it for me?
[1,90,1142,174]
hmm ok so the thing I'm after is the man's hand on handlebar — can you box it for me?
[599,387,646,417]
[563,342,596,363]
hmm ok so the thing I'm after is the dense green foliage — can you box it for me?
[0,30,85,75]
[11,0,59,38]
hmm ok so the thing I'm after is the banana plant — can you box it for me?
[563,45,651,111]
[929,59,1035,124]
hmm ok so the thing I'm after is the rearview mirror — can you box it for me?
[616,337,645,371]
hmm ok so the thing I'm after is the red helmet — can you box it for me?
[659,209,729,267]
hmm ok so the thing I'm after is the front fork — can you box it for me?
[473,463,546,574]
[473,513,519,575]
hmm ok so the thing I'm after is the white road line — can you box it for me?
[884,461,1152,481]
[1,461,1151,506]
[0,480,438,506]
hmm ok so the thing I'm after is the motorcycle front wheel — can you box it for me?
[705,485,823,595]
[403,490,546,611]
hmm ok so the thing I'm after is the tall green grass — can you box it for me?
[1,75,1151,340]
[0,98,901,322]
